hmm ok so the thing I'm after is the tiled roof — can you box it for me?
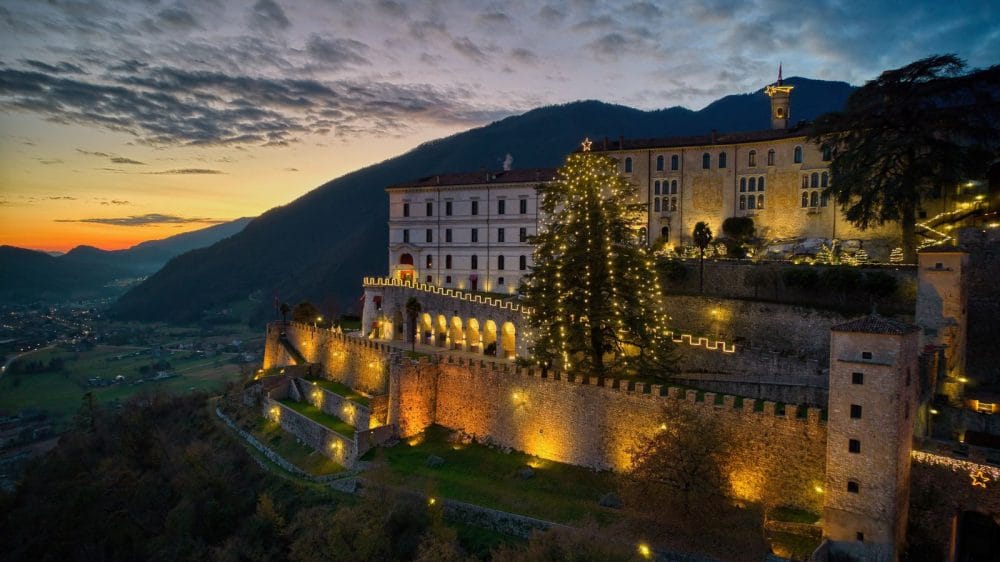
[586,124,814,152]
[832,315,919,335]
[387,167,558,189]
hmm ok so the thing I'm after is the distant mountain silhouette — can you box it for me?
[0,217,252,304]
[111,78,854,322]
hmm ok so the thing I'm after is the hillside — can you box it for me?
[0,217,252,303]
[111,78,854,322]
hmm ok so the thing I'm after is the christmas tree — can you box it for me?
[522,139,673,376]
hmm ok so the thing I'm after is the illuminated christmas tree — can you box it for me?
[522,139,673,376]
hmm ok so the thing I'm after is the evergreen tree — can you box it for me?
[522,145,672,376]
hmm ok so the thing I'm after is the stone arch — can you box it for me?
[501,321,516,360]
[466,318,481,353]
[420,313,433,344]
[435,314,448,347]
[483,320,498,356]
[449,316,464,350]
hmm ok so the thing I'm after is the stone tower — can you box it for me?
[824,315,920,561]
[915,245,968,403]
[765,64,794,129]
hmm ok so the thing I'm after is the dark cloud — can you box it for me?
[56,213,222,226]
[48,196,76,200]
[150,168,224,175]
[588,33,630,59]
[98,199,131,205]
[538,5,566,24]
[374,0,407,18]
[283,167,299,172]
[305,34,371,69]
[21,60,85,74]
[35,157,64,165]
[452,36,488,62]
[157,7,199,30]
[510,48,538,64]
[479,11,511,26]
[251,0,290,31]
[573,15,616,32]
[627,2,663,20]
[77,149,111,158]
[409,19,447,41]
[110,156,145,165]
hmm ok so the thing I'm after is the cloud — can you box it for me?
[156,7,200,31]
[452,36,489,62]
[374,0,408,18]
[56,213,222,226]
[77,149,111,158]
[35,157,64,165]
[538,5,566,24]
[510,48,538,64]
[149,168,224,175]
[21,60,85,74]
[98,199,131,206]
[479,11,511,26]
[48,196,77,200]
[305,34,370,69]
[283,167,299,172]
[251,0,290,31]
[588,32,630,59]
[110,156,146,165]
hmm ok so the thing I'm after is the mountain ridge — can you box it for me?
[111,77,855,322]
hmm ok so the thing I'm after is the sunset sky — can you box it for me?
[1,0,996,252]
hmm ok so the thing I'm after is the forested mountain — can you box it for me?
[111,78,854,322]
[0,217,252,303]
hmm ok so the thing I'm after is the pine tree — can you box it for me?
[522,146,673,376]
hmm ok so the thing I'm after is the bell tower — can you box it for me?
[765,64,794,129]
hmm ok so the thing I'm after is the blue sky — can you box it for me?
[0,0,996,250]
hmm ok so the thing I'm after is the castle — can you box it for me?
[252,74,1000,561]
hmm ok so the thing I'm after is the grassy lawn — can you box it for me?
[769,505,821,524]
[766,530,822,559]
[312,379,371,406]
[278,399,356,437]
[251,416,345,477]
[368,425,618,526]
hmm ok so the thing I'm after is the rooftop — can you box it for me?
[831,314,919,335]
[585,123,814,152]
[387,167,558,190]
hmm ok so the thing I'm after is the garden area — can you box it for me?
[278,398,356,437]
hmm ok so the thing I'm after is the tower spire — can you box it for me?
[778,62,783,86]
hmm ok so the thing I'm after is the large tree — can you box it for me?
[810,55,1000,263]
[522,146,672,376]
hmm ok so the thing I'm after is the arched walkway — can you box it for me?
[483,320,498,356]
[466,319,481,353]
[501,321,516,360]
[435,314,448,347]
[420,313,433,344]
[449,316,464,350]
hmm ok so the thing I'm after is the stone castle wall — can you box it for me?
[960,228,1000,385]
[400,355,827,512]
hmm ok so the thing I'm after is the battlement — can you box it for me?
[364,276,528,312]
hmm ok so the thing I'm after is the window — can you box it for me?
[749,177,756,192]
[519,255,527,270]
[426,255,433,268]
[757,195,764,209]
[656,155,664,171]
[810,191,819,207]
[848,439,861,454]
[811,172,819,188]
[847,481,860,494]
[519,227,527,242]
[655,198,661,212]
[426,229,433,243]
[498,199,506,215]
[445,201,452,216]
[758,177,765,191]
[426,275,432,283]
[471,228,478,243]
[740,177,746,192]
[498,276,505,285]
[852,372,864,385]
[654,181,661,195]
[739,195,746,210]
[670,180,678,194]
[822,145,833,161]
[498,228,505,243]
[793,146,803,164]
[702,152,710,169]
[850,404,862,419]
[821,193,829,207]
[445,229,452,243]
[856,532,864,542]
[403,202,410,217]
[767,149,775,166]
[497,255,505,270]
[802,175,809,189]
[801,192,809,208]
[718,152,727,168]
[670,197,677,211]
[862,351,872,360]
[519,199,527,214]
[445,275,451,283]
[403,229,410,243]
[821,172,829,188]
[748,150,757,167]
[426,201,433,216]
[471,255,478,269]
[747,195,756,210]
[471,200,479,215]
[445,255,452,269]
[624,157,633,173]
[671,154,679,170]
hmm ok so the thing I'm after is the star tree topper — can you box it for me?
[581,137,592,152]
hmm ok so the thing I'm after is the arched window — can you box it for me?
[445,255,452,269]
[748,150,757,167]
[749,177,756,192]
[801,192,809,207]
[758,176,765,191]
[811,172,819,188]
[810,192,819,207]
[671,154,679,170]
[671,180,678,194]
[426,255,433,268]
[801,175,809,189]
[793,146,803,164]
[718,152,727,168]
[702,153,710,169]
[739,195,746,210]
[519,255,527,270]
[822,145,832,161]
[821,193,829,207]
[767,149,775,166]
[821,172,829,187]
[654,181,661,195]
[624,157,633,173]
[471,255,478,269]
[757,195,765,209]
[654,198,661,212]
[670,197,677,211]
[661,226,669,238]
[400,253,414,265]
[497,255,505,270]
[740,177,746,192]
[747,195,756,210]
[656,155,664,171]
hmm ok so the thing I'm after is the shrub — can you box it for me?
[782,267,819,289]
[819,267,862,293]
[862,271,898,298]
[656,258,688,284]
